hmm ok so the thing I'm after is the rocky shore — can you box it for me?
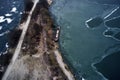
[0,0,75,80]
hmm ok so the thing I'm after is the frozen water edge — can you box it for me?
[91,48,120,80]
[104,16,120,30]
[104,16,120,24]
[91,62,108,80]
[103,29,120,41]
[103,16,120,41]
[91,44,120,80]
[85,6,119,29]
[85,18,93,28]
[85,16,103,30]
[104,7,119,19]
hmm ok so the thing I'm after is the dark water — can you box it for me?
[50,0,120,80]
[94,51,120,80]
[0,0,24,54]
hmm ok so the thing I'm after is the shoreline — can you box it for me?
[54,49,75,80]
[1,0,75,80]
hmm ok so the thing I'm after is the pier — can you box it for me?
[2,0,75,80]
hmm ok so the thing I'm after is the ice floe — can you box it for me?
[0,16,13,24]
[5,13,12,17]
[11,7,17,13]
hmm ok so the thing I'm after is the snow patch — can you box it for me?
[11,7,17,13]
[5,13,12,17]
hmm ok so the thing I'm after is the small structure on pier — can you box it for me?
[54,26,60,42]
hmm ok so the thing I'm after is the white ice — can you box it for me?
[0,16,13,24]
[5,13,12,17]
[10,7,17,13]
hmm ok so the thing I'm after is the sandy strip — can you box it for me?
[54,50,75,80]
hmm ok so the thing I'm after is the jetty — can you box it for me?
[1,0,75,80]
